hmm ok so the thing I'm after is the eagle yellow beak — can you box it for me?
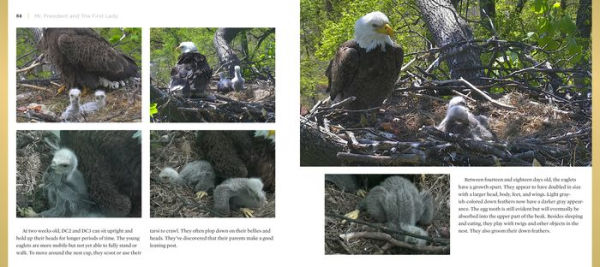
[174,45,181,51]
[376,23,394,37]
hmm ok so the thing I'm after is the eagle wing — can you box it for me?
[60,131,141,217]
[170,52,212,97]
[56,30,137,81]
[326,42,360,101]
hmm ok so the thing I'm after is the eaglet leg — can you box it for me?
[240,208,255,218]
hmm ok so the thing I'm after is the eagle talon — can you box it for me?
[356,189,367,198]
[240,208,255,218]
[56,85,67,95]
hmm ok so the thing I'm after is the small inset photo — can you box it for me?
[150,28,275,122]
[150,130,275,217]
[16,28,142,122]
[325,174,450,255]
[16,130,142,217]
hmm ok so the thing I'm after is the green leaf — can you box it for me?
[533,0,547,14]
[150,103,158,118]
[566,37,579,55]
[109,34,121,43]
[558,16,576,34]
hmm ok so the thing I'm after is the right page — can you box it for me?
[299,0,593,265]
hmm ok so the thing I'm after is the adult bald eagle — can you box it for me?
[39,28,138,94]
[169,42,213,98]
[59,131,141,217]
[326,11,404,109]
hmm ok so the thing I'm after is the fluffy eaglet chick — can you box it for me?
[212,178,267,218]
[345,176,434,246]
[160,160,216,200]
[437,96,495,141]
[37,148,92,217]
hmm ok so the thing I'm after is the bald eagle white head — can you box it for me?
[176,42,198,53]
[254,130,275,143]
[354,11,395,52]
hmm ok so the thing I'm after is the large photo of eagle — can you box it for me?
[16,130,142,218]
[150,28,275,122]
[300,0,591,167]
[16,28,142,122]
[149,130,275,218]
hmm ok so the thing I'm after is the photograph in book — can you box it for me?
[150,28,275,122]
[16,28,142,122]
[325,174,450,255]
[16,130,142,218]
[150,130,275,217]
[299,0,591,166]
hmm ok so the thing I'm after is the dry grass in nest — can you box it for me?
[16,131,54,209]
[16,84,141,122]
[325,174,450,255]
[387,91,583,142]
[320,90,590,166]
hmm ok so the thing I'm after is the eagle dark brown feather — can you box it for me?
[169,52,212,98]
[326,40,403,109]
[41,28,138,90]
[60,131,141,217]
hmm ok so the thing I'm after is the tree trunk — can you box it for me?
[576,0,591,39]
[415,0,484,84]
[574,0,591,90]
[213,28,243,76]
